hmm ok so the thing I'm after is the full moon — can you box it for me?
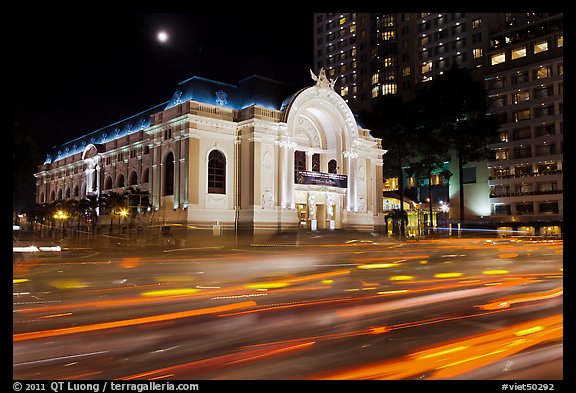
[157,31,169,43]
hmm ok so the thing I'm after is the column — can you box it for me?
[96,163,101,196]
[306,151,313,171]
[173,138,181,209]
[286,142,296,209]
[179,138,189,208]
[276,140,285,208]
[152,144,161,209]
[344,151,358,212]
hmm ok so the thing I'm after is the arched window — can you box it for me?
[40,192,45,204]
[164,151,175,196]
[328,159,338,174]
[142,168,149,183]
[129,171,138,186]
[73,184,79,197]
[116,173,125,188]
[104,176,113,190]
[50,190,56,203]
[65,187,71,199]
[57,189,63,200]
[208,150,226,194]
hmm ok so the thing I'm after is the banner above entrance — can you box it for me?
[295,171,348,188]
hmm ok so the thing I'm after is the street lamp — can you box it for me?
[53,210,69,238]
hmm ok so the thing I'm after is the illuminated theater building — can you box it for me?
[34,70,386,234]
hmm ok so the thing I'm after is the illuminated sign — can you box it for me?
[295,171,347,188]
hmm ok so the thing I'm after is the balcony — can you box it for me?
[489,189,563,198]
[488,169,562,180]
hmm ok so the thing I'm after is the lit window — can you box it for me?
[514,109,531,122]
[472,18,482,28]
[533,40,548,54]
[473,48,483,58]
[384,57,392,67]
[372,86,380,98]
[491,51,506,65]
[421,61,432,73]
[511,46,527,60]
[536,66,551,79]
[371,73,380,85]
[402,66,411,76]
[556,35,563,47]
[422,75,433,83]
[339,17,346,25]
[381,31,395,41]
[382,83,397,95]
[495,150,509,160]
[513,90,530,103]
[328,68,336,77]
[349,24,356,33]
[208,150,226,194]
[340,86,349,96]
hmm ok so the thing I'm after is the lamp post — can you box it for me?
[53,210,69,239]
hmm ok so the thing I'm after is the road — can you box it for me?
[13,232,563,380]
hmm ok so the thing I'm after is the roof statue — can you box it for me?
[310,67,338,90]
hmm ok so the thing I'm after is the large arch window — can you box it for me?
[142,168,149,183]
[50,190,56,203]
[208,150,226,194]
[116,174,125,189]
[129,171,138,186]
[73,184,79,197]
[164,151,175,196]
[65,187,71,199]
[104,176,113,190]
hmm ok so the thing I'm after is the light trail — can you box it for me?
[13,301,256,342]
[313,314,562,380]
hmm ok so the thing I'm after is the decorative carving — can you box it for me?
[310,67,338,90]
[215,89,228,106]
[308,193,317,220]
[172,90,183,105]
[358,196,367,213]
[261,189,274,209]
[263,151,272,173]
[327,194,335,219]
[358,165,365,181]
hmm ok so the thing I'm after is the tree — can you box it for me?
[428,66,500,224]
[79,194,102,234]
[360,95,417,238]
[100,191,128,233]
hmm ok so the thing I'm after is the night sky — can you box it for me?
[11,12,314,209]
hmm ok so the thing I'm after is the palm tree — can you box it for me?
[386,208,408,238]
[360,95,417,238]
[79,194,101,234]
[428,66,500,225]
[100,191,128,233]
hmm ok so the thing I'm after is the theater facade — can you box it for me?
[35,69,387,234]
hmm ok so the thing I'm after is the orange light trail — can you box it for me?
[312,314,562,380]
[118,340,315,380]
[13,301,256,342]
[475,286,563,310]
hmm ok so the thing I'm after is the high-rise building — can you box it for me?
[314,13,563,236]
[483,13,563,237]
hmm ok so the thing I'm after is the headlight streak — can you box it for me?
[13,301,257,342]
[311,314,562,380]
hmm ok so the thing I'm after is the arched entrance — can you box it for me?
[281,77,378,231]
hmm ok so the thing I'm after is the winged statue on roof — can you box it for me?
[310,67,338,90]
